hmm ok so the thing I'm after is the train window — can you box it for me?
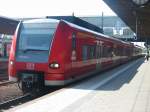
[120,47,123,56]
[118,47,121,56]
[72,33,76,50]
[115,47,119,56]
[82,45,88,60]
[96,45,101,58]
[102,45,112,57]
[108,47,113,57]
[16,21,59,63]
[102,46,109,57]
[89,45,96,59]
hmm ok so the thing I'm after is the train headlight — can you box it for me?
[10,60,14,65]
[49,62,60,69]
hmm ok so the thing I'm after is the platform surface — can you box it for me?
[7,58,150,112]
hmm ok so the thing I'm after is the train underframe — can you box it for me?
[17,55,143,94]
[18,72,45,94]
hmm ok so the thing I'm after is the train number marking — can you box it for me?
[26,63,35,70]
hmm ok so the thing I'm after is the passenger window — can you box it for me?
[72,33,76,50]
[89,45,96,59]
[102,46,108,57]
[82,45,88,60]
[96,45,101,58]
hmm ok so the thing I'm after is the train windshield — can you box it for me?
[16,19,59,62]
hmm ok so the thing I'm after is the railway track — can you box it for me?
[0,73,8,81]
[0,93,32,110]
[0,61,8,82]
[0,85,58,111]
[0,81,15,86]
[0,77,8,81]
[0,81,33,112]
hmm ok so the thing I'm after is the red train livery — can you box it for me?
[8,18,143,92]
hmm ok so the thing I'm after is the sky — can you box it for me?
[0,0,116,18]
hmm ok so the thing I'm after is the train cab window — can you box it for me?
[72,33,76,50]
[82,45,88,60]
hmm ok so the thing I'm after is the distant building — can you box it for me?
[80,16,134,39]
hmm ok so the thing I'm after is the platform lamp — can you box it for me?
[132,0,149,6]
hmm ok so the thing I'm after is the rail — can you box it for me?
[0,81,15,86]
[0,93,31,110]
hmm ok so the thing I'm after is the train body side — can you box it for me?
[8,19,143,88]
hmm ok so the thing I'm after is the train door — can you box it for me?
[96,41,102,71]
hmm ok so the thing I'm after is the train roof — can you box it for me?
[46,16,103,34]
[22,18,132,47]
[22,18,59,24]
[22,18,60,29]
[62,20,132,46]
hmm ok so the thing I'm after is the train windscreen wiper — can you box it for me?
[21,48,48,53]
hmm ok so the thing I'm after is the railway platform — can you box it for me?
[6,57,150,112]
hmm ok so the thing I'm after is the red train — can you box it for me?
[8,17,143,93]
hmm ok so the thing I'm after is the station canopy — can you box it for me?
[0,0,150,42]
[103,0,150,42]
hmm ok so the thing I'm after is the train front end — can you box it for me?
[8,19,60,93]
